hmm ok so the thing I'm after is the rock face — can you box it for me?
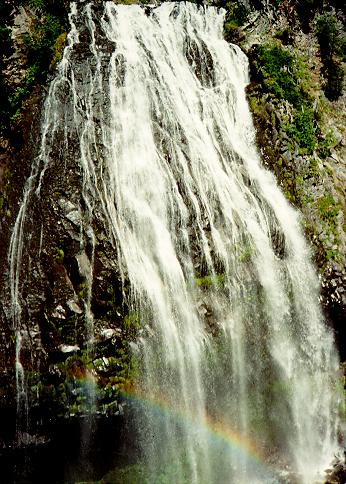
[241,1,346,359]
[0,2,136,447]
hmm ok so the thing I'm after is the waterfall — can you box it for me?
[8,1,341,482]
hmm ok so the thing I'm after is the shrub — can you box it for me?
[316,13,341,62]
[287,105,317,154]
[225,1,249,26]
[49,31,67,72]
[22,14,62,73]
[9,64,40,121]
[0,1,69,135]
[255,43,307,106]
[223,1,249,43]
[324,58,344,101]
[316,13,345,101]
[296,0,323,32]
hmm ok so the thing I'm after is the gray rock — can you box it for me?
[76,252,91,279]
[274,110,282,124]
[59,344,80,353]
[67,299,83,314]
[99,328,118,340]
[330,129,343,149]
[330,152,340,163]
[51,304,66,319]
[58,198,76,214]
[66,209,82,226]
[282,150,292,162]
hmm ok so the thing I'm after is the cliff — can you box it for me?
[0,0,344,481]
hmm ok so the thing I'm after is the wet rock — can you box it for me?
[58,198,77,214]
[99,328,119,340]
[67,299,83,314]
[75,252,91,280]
[93,357,110,372]
[59,344,80,353]
[324,457,346,484]
[51,305,66,320]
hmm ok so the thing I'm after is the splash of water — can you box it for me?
[8,1,341,481]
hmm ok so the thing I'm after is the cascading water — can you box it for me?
[8,1,341,482]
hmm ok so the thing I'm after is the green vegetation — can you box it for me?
[286,106,317,153]
[55,246,65,262]
[31,310,140,417]
[319,129,337,158]
[49,31,67,71]
[223,1,249,43]
[238,243,254,263]
[316,13,345,100]
[295,0,323,32]
[253,43,305,104]
[0,0,68,135]
[247,30,344,267]
[195,273,225,288]
[0,2,14,133]
[249,41,317,155]
[122,312,141,340]
[70,460,198,484]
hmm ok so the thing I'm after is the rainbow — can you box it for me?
[121,388,271,472]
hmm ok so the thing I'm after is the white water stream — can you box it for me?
[8,2,341,482]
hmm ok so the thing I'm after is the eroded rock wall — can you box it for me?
[0,0,345,451]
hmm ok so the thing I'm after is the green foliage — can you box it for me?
[0,1,68,135]
[49,31,67,71]
[296,0,323,32]
[28,0,46,8]
[195,274,225,288]
[287,106,317,154]
[254,43,307,106]
[34,330,140,418]
[249,41,317,154]
[250,42,317,154]
[319,129,337,158]
[317,13,341,61]
[324,58,344,101]
[314,190,341,262]
[55,246,65,262]
[77,281,88,300]
[274,27,293,45]
[225,1,249,25]
[0,4,13,133]
[0,25,11,46]
[325,248,339,261]
[317,191,340,223]
[247,27,344,272]
[316,13,345,100]
[224,22,242,43]
[22,13,62,74]
[238,243,254,263]
[122,312,141,340]
[223,1,249,43]
[9,64,40,121]
[96,460,194,484]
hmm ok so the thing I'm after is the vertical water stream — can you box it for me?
[8,2,341,482]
